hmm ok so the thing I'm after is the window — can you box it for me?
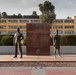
[20,26,26,29]
[58,30,63,34]
[53,26,63,29]
[65,26,74,28]
[0,26,6,29]
[64,20,74,23]
[8,26,17,29]
[8,20,18,23]
[54,20,63,23]
[65,31,74,34]
[8,32,15,34]
[1,32,6,34]
[31,20,40,23]
[0,20,6,23]
[22,32,26,36]
[20,20,29,23]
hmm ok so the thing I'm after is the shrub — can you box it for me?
[22,36,26,45]
[1,35,13,46]
[60,35,76,46]
[0,34,14,45]
[0,35,4,45]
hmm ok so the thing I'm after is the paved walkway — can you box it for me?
[46,67,76,75]
[0,55,76,61]
[0,55,76,75]
[0,67,76,75]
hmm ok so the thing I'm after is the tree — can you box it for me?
[0,12,2,18]
[2,12,7,18]
[67,16,71,19]
[32,11,37,16]
[39,1,56,23]
[18,13,22,18]
[12,14,17,18]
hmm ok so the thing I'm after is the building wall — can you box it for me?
[0,18,40,35]
[51,17,75,35]
[74,16,76,34]
[0,16,76,35]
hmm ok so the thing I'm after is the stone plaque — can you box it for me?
[26,23,50,55]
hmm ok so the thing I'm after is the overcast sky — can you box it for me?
[0,0,76,19]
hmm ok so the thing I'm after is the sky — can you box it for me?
[0,0,76,19]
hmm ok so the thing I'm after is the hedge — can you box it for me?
[1,35,13,46]
[0,34,76,46]
[22,35,76,46]
[60,35,76,46]
[22,36,26,45]
[0,34,14,45]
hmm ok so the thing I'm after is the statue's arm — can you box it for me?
[14,33,16,38]
[20,34,24,40]
[53,37,55,46]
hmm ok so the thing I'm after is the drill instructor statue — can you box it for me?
[14,27,24,58]
[53,30,62,58]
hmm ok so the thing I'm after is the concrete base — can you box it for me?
[0,46,76,54]
[26,23,50,55]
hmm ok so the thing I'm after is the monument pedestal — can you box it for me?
[26,23,50,55]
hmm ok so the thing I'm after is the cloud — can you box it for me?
[0,0,76,18]
[50,0,76,18]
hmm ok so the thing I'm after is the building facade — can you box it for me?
[0,16,76,35]
[0,16,40,35]
[51,16,76,35]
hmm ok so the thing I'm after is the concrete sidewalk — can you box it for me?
[0,55,76,61]
[0,67,76,75]
[0,55,76,75]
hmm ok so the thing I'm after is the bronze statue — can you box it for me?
[53,30,62,57]
[13,27,24,58]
